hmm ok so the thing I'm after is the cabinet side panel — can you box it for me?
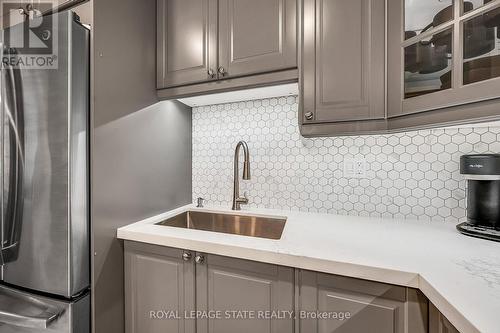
[93,0,193,332]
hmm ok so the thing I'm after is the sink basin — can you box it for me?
[155,211,287,240]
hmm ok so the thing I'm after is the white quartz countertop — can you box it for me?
[117,204,500,333]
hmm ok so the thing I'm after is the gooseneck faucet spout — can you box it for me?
[232,141,251,210]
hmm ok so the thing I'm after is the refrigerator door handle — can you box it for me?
[0,303,62,329]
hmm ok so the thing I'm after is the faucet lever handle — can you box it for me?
[236,193,249,205]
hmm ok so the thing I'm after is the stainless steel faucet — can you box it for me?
[232,141,251,210]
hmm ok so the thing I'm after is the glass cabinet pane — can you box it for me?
[405,0,453,39]
[462,7,500,84]
[464,0,497,14]
[404,28,453,98]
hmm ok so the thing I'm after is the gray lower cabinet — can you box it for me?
[124,242,196,333]
[299,270,429,333]
[124,241,294,333]
[429,303,460,333]
[125,242,433,333]
[195,253,295,333]
[300,0,387,136]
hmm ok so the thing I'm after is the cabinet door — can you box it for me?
[124,242,196,333]
[157,0,217,88]
[196,253,294,333]
[302,0,385,124]
[218,0,297,79]
[429,303,460,333]
[299,270,428,333]
[388,0,500,119]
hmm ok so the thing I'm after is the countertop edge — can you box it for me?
[418,275,480,333]
[117,228,420,287]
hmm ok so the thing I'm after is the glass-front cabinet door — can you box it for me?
[388,0,500,117]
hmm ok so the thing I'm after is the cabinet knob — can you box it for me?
[207,69,216,78]
[182,252,192,261]
[218,66,227,76]
[305,111,314,120]
[194,254,205,264]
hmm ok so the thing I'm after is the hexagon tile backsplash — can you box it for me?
[192,95,500,223]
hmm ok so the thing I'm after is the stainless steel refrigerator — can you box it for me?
[0,10,90,333]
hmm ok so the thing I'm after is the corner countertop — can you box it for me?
[117,204,500,333]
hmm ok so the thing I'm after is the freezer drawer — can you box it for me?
[0,285,89,333]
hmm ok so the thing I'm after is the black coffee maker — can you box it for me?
[458,154,500,242]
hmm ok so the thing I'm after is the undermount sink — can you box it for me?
[155,211,287,240]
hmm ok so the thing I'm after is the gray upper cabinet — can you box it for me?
[387,0,500,124]
[157,0,298,97]
[299,270,428,333]
[301,0,500,137]
[195,253,295,333]
[124,242,196,333]
[157,0,217,89]
[300,0,386,136]
[218,0,297,79]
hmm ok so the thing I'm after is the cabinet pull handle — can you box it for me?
[182,252,192,261]
[218,66,227,76]
[207,69,216,78]
[194,254,205,264]
[305,111,314,120]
